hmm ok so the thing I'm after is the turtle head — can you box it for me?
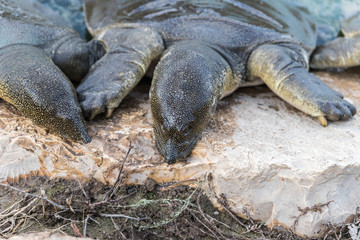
[8,44,92,143]
[150,42,220,164]
[151,88,214,164]
[151,96,213,164]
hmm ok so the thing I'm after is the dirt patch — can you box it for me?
[1,174,358,239]
[0,174,305,240]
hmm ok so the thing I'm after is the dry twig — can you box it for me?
[99,213,148,221]
[189,211,221,240]
[195,193,227,239]
[77,179,89,202]
[83,214,91,237]
[101,141,133,202]
[293,200,333,231]
[0,183,68,211]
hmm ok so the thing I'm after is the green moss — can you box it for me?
[46,183,66,197]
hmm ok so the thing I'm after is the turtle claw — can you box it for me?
[89,110,100,121]
[106,108,115,118]
[314,98,355,126]
[78,91,106,120]
[317,116,328,127]
[77,83,126,120]
[78,93,118,120]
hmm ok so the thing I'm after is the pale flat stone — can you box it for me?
[0,69,359,237]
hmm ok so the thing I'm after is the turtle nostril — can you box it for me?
[164,142,179,164]
[165,154,178,164]
[81,131,92,143]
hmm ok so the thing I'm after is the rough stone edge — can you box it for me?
[202,162,360,238]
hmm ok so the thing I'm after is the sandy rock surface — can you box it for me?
[1,231,93,240]
[0,69,359,237]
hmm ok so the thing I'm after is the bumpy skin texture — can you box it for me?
[81,0,358,163]
[0,45,90,142]
[0,1,103,142]
[150,41,231,164]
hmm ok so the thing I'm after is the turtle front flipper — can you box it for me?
[248,43,356,125]
[0,44,90,143]
[76,26,164,120]
[310,37,360,69]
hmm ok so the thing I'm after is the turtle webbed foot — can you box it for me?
[76,26,164,120]
[248,43,356,126]
[76,55,125,120]
[297,74,356,123]
[278,71,356,125]
[279,71,356,125]
[311,11,360,69]
[315,93,356,124]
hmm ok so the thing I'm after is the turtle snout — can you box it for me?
[67,114,92,144]
[77,127,92,144]
[164,141,180,164]
[52,109,92,144]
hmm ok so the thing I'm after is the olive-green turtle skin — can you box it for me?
[79,0,357,163]
[0,0,104,142]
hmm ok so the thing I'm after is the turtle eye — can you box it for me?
[181,125,192,137]
[160,124,165,133]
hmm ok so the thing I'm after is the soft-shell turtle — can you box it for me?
[77,0,357,163]
[0,0,103,142]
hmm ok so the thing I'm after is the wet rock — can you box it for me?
[0,69,360,237]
